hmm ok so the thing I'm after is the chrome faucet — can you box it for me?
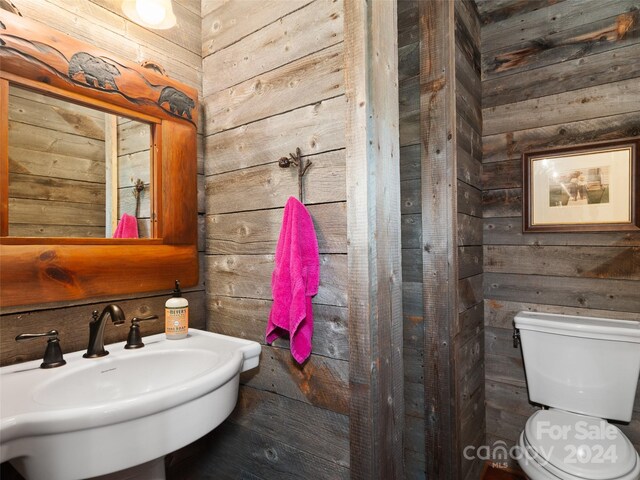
[83,304,126,358]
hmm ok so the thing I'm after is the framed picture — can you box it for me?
[523,138,639,232]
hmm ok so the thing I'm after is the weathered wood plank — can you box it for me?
[482,111,640,164]
[206,150,345,214]
[205,254,347,307]
[485,380,538,418]
[207,295,348,361]
[485,245,640,280]
[345,0,404,477]
[482,159,521,190]
[241,344,349,415]
[458,273,483,313]
[457,181,482,217]
[486,405,528,443]
[399,42,419,82]
[457,115,482,163]
[420,0,459,477]
[485,326,521,360]
[229,386,349,466]
[9,122,105,162]
[206,202,346,255]
[402,214,422,249]
[483,217,640,246]
[401,178,421,214]
[8,225,106,238]
[9,147,105,184]
[401,144,421,181]
[485,351,526,388]
[483,43,640,108]
[185,421,349,479]
[456,302,484,345]
[402,248,423,284]
[485,298,640,330]
[118,151,151,186]
[9,89,106,140]
[482,10,640,82]
[404,347,424,385]
[403,282,424,351]
[399,75,419,118]
[457,142,482,190]
[458,213,483,246]
[9,173,105,205]
[455,78,482,133]
[205,96,345,176]
[205,44,344,135]
[481,0,638,54]
[8,198,105,226]
[459,246,483,279]
[202,0,312,55]
[398,0,419,48]
[484,272,640,313]
[483,78,640,136]
[203,0,343,95]
[400,110,420,147]
[482,188,522,218]
[476,0,566,25]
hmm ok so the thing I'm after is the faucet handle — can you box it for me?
[124,315,159,349]
[15,330,66,369]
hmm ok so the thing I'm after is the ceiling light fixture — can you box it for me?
[122,0,176,29]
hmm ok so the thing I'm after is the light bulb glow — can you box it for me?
[135,0,166,26]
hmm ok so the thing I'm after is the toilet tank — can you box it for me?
[515,311,640,422]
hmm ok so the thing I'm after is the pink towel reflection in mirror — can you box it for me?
[113,213,139,239]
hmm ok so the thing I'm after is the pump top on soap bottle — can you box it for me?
[165,280,188,339]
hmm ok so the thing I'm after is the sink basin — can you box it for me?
[0,329,261,480]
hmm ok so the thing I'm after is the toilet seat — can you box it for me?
[518,410,640,480]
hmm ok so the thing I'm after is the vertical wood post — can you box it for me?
[0,79,8,236]
[344,0,404,478]
[105,114,118,237]
[420,0,460,478]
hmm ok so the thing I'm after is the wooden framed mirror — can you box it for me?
[0,10,198,307]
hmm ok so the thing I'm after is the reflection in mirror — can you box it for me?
[7,84,152,238]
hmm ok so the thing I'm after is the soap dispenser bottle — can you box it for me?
[165,280,188,339]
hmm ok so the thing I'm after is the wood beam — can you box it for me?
[344,0,404,478]
[420,0,460,477]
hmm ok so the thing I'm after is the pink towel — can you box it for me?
[113,213,139,239]
[266,196,319,364]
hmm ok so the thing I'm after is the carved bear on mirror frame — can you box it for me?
[68,52,121,90]
[158,86,195,120]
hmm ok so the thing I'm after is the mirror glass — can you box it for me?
[7,84,153,238]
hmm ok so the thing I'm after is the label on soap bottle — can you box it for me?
[165,306,188,338]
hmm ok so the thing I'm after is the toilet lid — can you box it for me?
[524,410,637,480]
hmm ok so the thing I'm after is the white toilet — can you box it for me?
[514,311,640,480]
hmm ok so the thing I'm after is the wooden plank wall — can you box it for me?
[190,1,350,478]
[344,0,403,477]
[7,86,107,237]
[454,1,485,479]
[116,117,152,237]
[0,0,204,367]
[401,1,484,478]
[479,0,640,464]
[398,1,425,477]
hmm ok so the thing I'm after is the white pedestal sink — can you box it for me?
[0,329,261,480]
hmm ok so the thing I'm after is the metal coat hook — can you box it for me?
[132,178,145,218]
[278,147,312,203]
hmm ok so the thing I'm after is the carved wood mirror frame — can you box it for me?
[0,11,198,307]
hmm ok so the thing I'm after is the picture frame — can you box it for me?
[522,138,639,233]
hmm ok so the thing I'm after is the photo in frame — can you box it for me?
[522,138,639,232]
